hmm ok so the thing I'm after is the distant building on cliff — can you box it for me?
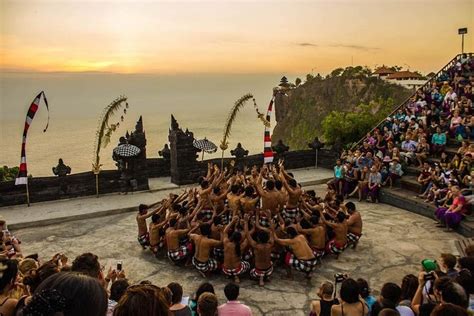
[372,66,427,90]
[372,66,395,79]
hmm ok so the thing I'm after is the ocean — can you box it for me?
[0,72,298,176]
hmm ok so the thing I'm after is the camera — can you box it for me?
[117,261,123,271]
[421,259,437,273]
[334,273,348,283]
[423,271,436,281]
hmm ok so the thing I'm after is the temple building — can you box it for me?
[373,66,427,90]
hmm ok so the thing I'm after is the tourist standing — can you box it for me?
[218,283,252,316]
[168,282,192,316]
[331,278,368,316]
[310,281,339,316]
[198,292,218,316]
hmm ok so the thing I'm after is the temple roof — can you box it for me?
[386,71,422,80]
[373,66,395,75]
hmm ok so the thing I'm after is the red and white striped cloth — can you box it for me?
[263,98,274,164]
[15,91,50,185]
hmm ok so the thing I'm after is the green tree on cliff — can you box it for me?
[295,78,302,87]
[321,98,394,146]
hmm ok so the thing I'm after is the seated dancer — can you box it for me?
[319,209,348,257]
[197,180,215,220]
[274,226,317,279]
[252,166,282,219]
[149,213,167,255]
[210,215,225,262]
[221,216,250,283]
[279,166,303,223]
[210,185,230,214]
[244,214,275,286]
[190,223,223,277]
[240,186,259,216]
[275,181,287,201]
[136,201,165,249]
[165,218,192,264]
[345,202,363,248]
[227,184,243,217]
[198,167,224,220]
[296,212,327,261]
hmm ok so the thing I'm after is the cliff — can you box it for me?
[272,69,412,149]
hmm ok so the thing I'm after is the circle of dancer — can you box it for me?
[136,160,363,286]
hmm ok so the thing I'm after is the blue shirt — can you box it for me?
[365,296,377,312]
[334,165,344,179]
[431,133,446,145]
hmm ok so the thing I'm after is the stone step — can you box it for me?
[400,175,422,193]
[380,187,474,237]
[404,166,420,177]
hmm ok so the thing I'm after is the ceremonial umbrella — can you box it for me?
[193,138,218,161]
[113,144,141,158]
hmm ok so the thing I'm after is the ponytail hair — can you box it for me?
[0,257,18,293]
[23,260,59,294]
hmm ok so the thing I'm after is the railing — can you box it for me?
[351,52,474,149]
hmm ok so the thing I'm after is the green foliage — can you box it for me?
[330,68,344,77]
[321,98,394,145]
[272,64,412,150]
[0,166,19,182]
[295,77,302,86]
[390,65,402,71]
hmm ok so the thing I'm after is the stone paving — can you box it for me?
[12,184,462,316]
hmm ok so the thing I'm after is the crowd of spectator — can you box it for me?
[333,53,474,231]
[309,246,474,316]
[0,247,253,316]
[0,239,472,316]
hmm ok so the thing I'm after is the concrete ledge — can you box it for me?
[5,168,333,231]
[9,178,333,231]
[299,178,331,187]
[380,188,474,237]
[9,206,138,231]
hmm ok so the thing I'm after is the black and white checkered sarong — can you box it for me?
[285,252,317,273]
[192,257,219,273]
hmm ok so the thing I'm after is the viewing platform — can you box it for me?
[3,167,333,230]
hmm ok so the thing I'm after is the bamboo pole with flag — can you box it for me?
[263,98,274,164]
[15,91,50,206]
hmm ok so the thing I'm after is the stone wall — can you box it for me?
[0,149,336,206]
[170,149,337,185]
[146,158,170,178]
[0,170,149,207]
[167,114,338,185]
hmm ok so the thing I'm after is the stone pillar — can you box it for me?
[168,115,200,184]
[123,116,149,191]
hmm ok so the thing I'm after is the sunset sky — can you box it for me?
[1,0,473,75]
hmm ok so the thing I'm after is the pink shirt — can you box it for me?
[451,195,467,215]
[218,301,252,316]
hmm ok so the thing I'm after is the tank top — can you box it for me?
[341,301,365,316]
[320,299,338,316]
